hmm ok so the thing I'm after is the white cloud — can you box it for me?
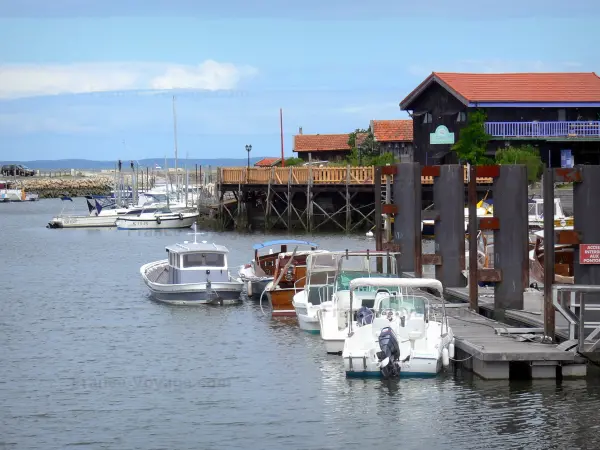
[0,60,258,99]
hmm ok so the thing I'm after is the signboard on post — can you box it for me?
[580,244,600,264]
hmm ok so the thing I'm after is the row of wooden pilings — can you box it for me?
[374,163,600,340]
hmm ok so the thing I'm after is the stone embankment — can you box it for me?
[16,176,113,198]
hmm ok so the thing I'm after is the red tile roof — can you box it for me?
[294,133,366,152]
[371,119,413,142]
[254,157,281,167]
[401,72,600,108]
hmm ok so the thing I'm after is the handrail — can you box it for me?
[553,284,600,352]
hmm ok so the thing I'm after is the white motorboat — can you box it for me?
[239,239,319,298]
[317,251,401,354]
[140,224,243,305]
[292,252,339,333]
[342,277,454,378]
[0,180,38,202]
[116,206,198,230]
[527,197,573,230]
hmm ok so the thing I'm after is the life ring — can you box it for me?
[178,213,183,220]
[156,216,162,225]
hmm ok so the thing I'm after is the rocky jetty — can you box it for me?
[16,176,114,198]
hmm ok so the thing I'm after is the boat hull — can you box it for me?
[267,289,296,317]
[141,261,243,305]
[344,356,442,377]
[48,215,117,228]
[117,214,198,230]
[243,278,272,298]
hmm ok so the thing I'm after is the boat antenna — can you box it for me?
[188,222,200,244]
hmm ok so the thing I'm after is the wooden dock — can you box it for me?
[403,273,587,379]
[216,165,493,231]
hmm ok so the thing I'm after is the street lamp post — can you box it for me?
[245,144,252,169]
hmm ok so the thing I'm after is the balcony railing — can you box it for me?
[484,121,600,139]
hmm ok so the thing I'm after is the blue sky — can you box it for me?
[1,0,599,161]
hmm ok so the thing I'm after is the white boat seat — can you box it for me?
[405,316,426,340]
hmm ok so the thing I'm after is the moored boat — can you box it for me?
[529,226,575,286]
[140,224,243,305]
[292,252,339,333]
[238,240,319,298]
[116,206,198,230]
[342,277,454,378]
[318,251,401,354]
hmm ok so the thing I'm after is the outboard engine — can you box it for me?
[376,327,401,378]
[356,306,374,326]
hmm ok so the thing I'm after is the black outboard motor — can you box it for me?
[377,327,401,378]
[356,306,374,326]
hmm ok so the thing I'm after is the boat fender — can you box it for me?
[449,340,455,359]
[442,348,450,368]
[247,281,253,297]
[178,213,183,220]
[156,216,161,225]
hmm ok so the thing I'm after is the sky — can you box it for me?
[0,0,599,161]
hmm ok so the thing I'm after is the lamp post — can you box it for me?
[245,144,252,169]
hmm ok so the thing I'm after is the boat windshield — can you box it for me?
[377,294,427,315]
[336,271,396,291]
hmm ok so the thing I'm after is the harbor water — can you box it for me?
[2,199,600,450]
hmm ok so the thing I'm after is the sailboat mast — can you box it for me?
[172,95,179,200]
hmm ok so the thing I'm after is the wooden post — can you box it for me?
[374,166,383,252]
[434,165,465,288]
[308,158,313,232]
[468,164,478,311]
[287,167,292,229]
[393,163,421,275]
[265,168,273,230]
[346,165,351,233]
[494,164,528,320]
[542,167,555,339]
[573,165,600,339]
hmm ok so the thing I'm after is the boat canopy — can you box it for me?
[252,239,319,250]
[349,277,443,297]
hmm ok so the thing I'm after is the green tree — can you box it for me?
[284,157,304,166]
[347,127,380,165]
[495,144,543,184]
[451,109,490,164]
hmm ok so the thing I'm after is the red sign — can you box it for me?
[580,244,600,264]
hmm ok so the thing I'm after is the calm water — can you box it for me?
[2,199,600,450]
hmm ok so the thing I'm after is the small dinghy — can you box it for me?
[140,224,243,305]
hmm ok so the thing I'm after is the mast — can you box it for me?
[280,108,285,167]
[172,95,179,201]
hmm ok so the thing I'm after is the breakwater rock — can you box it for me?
[17,177,113,199]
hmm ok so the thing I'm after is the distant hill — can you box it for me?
[1,158,273,170]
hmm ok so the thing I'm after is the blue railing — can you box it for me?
[484,121,600,138]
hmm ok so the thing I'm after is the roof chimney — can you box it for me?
[299,127,303,135]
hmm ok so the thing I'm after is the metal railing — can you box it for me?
[553,284,600,353]
[485,121,600,139]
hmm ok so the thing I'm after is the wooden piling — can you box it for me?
[393,163,421,274]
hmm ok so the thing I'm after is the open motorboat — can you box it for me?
[292,252,340,333]
[238,240,319,299]
[318,251,401,354]
[422,198,493,238]
[462,231,494,283]
[263,246,328,317]
[342,277,454,378]
[529,226,575,286]
[116,205,198,230]
[140,224,244,305]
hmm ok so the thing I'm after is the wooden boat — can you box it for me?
[238,240,319,298]
[265,247,328,317]
[528,227,575,285]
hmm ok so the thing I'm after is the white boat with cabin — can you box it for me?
[140,224,244,305]
[342,277,454,378]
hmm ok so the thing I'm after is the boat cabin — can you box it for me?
[252,240,319,277]
[164,241,230,284]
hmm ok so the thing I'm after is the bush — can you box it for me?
[284,157,304,166]
[495,145,543,184]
